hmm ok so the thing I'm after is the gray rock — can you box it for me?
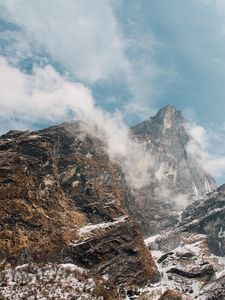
[130,106,216,235]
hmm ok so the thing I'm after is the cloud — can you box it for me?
[0,57,95,130]
[0,0,131,83]
[187,124,225,181]
[188,125,209,149]
[0,0,163,120]
[0,57,154,189]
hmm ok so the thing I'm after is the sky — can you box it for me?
[0,0,225,183]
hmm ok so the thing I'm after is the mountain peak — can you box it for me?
[158,105,177,114]
[131,105,185,136]
[154,105,184,129]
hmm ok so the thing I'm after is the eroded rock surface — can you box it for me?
[0,121,159,296]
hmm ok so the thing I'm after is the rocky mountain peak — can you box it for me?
[154,105,186,130]
[130,106,216,235]
[131,105,187,142]
[154,105,184,128]
[131,106,216,197]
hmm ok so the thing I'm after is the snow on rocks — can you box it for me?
[0,263,107,300]
[143,230,225,299]
[78,215,128,235]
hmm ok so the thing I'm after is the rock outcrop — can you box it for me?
[144,184,225,299]
[130,106,216,235]
[0,121,159,297]
[181,184,225,256]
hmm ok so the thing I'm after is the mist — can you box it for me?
[1,57,222,211]
[186,124,225,183]
[0,57,155,190]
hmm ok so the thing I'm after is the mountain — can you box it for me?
[130,106,216,235]
[0,122,159,299]
[0,106,223,299]
[132,105,216,198]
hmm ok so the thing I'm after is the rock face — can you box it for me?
[181,184,225,256]
[0,121,159,297]
[145,184,225,299]
[130,106,216,235]
[147,184,225,257]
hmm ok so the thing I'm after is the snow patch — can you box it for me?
[78,215,128,235]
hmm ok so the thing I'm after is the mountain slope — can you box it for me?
[0,107,221,299]
[0,121,159,298]
[145,184,225,299]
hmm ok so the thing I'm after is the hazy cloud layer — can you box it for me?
[0,0,166,120]
[187,124,225,181]
[1,0,129,82]
[0,57,154,189]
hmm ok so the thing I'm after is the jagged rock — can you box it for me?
[180,185,225,256]
[0,121,159,294]
[157,252,174,264]
[158,289,192,300]
[166,265,215,279]
[64,217,159,288]
[199,275,225,299]
[145,235,220,299]
[144,183,225,299]
[130,106,216,235]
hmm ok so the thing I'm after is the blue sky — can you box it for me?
[1,0,225,126]
[0,0,225,182]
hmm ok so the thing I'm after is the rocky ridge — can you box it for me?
[0,121,159,299]
[130,106,216,235]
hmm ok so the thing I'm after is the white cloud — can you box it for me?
[1,0,131,83]
[188,125,209,149]
[0,0,163,119]
[187,124,225,180]
[0,57,95,127]
[0,57,154,189]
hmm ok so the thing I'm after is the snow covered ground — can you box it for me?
[0,263,105,300]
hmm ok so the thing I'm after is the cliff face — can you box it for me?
[130,106,216,234]
[0,121,159,297]
[145,184,225,300]
[180,184,225,256]
[132,106,216,199]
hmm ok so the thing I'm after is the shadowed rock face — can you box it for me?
[0,121,159,291]
[180,184,225,256]
[130,106,216,235]
[144,183,225,299]
[147,185,225,257]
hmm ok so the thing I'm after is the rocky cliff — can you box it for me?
[145,184,225,299]
[0,121,159,299]
[130,106,216,234]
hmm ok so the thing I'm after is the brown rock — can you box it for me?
[0,121,159,291]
